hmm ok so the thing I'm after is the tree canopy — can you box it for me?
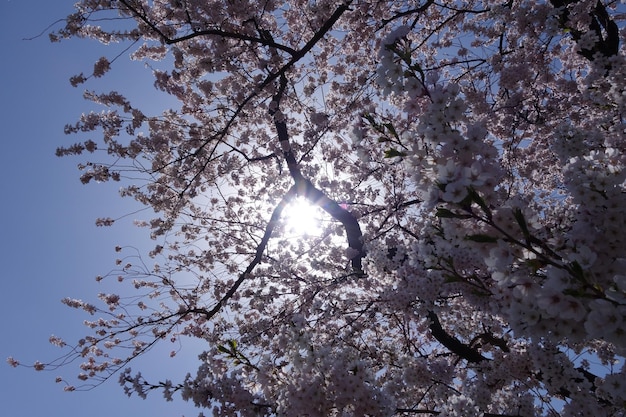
[10,0,626,416]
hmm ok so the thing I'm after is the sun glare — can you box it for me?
[283,197,322,236]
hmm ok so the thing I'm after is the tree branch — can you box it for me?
[549,0,619,64]
[200,185,297,320]
[270,76,365,271]
[117,0,298,55]
[426,310,609,407]
[427,310,488,363]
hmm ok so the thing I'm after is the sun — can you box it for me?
[283,196,322,236]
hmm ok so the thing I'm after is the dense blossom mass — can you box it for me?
[10,0,626,415]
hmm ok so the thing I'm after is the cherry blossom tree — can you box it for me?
[10,0,626,415]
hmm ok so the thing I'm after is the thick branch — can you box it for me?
[426,311,610,407]
[427,310,488,363]
[270,76,365,271]
[301,179,366,271]
[549,0,619,64]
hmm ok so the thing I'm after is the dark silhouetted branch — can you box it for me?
[427,310,488,363]
[270,75,365,271]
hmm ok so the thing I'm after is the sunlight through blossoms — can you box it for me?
[12,0,626,416]
[282,197,323,237]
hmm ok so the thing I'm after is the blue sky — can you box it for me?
[0,2,203,416]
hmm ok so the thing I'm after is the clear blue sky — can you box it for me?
[0,2,202,416]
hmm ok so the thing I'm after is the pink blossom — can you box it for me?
[92,57,110,78]
[6,357,19,367]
